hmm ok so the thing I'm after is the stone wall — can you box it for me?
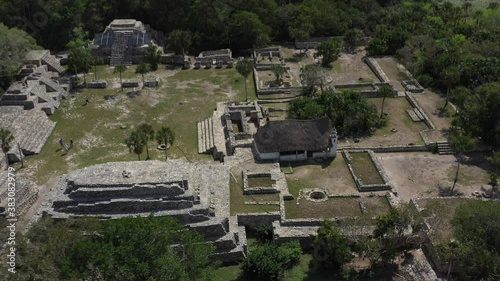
[342,150,394,193]
[405,93,436,130]
[236,212,281,228]
[363,57,389,83]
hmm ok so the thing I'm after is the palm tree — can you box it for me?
[156,126,175,160]
[449,134,476,195]
[236,58,254,102]
[138,123,155,160]
[125,130,146,160]
[272,64,286,84]
[92,56,103,81]
[113,64,128,90]
[378,85,393,119]
[0,128,15,168]
[136,63,150,87]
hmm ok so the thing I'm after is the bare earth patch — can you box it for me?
[339,97,428,148]
[330,50,379,84]
[377,152,491,202]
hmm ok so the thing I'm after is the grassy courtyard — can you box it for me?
[229,175,279,215]
[349,152,385,185]
[16,65,255,184]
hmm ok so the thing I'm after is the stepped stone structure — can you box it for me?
[42,160,246,263]
[0,51,68,115]
[91,19,165,65]
[0,169,38,217]
[0,107,56,157]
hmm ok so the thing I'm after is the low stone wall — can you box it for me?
[242,171,279,195]
[236,212,281,228]
[402,80,424,93]
[87,80,107,89]
[363,57,389,83]
[332,82,396,98]
[342,150,393,193]
[405,93,436,130]
[338,144,430,153]
[122,81,139,88]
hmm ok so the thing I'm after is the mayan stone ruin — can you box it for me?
[91,19,165,65]
[42,160,246,263]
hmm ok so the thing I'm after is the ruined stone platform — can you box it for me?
[40,159,244,263]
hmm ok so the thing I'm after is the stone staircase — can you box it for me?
[437,141,453,155]
[110,32,133,66]
[38,75,69,98]
[0,172,38,216]
[406,108,425,122]
[41,53,65,73]
[198,118,215,154]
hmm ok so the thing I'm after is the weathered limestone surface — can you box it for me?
[41,160,244,263]
[0,107,56,156]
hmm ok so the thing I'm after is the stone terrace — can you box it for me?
[41,160,245,263]
[0,107,56,156]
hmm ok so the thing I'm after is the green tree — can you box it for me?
[378,85,393,119]
[441,66,461,110]
[449,133,477,195]
[290,90,380,135]
[67,27,93,84]
[299,64,328,96]
[229,11,271,50]
[0,23,39,92]
[92,56,103,81]
[313,220,352,271]
[487,151,500,187]
[272,64,286,84]
[58,216,216,281]
[167,29,193,55]
[448,200,500,280]
[241,241,302,281]
[0,128,14,168]
[156,126,175,160]
[145,45,161,71]
[488,2,499,10]
[344,29,365,52]
[137,123,155,160]
[125,130,146,160]
[315,38,341,67]
[374,204,424,264]
[135,63,150,86]
[236,58,254,102]
[113,64,128,90]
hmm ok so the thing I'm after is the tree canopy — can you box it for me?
[438,200,500,280]
[6,216,216,281]
[0,23,39,92]
[289,90,381,136]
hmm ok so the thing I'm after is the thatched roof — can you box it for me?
[254,116,333,153]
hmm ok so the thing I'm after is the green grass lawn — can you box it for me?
[247,176,275,188]
[284,196,390,219]
[230,176,279,215]
[349,152,385,185]
[19,65,256,184]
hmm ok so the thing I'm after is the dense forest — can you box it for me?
[0,0,499,146]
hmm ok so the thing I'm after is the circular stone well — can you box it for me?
[306,189,328,202]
